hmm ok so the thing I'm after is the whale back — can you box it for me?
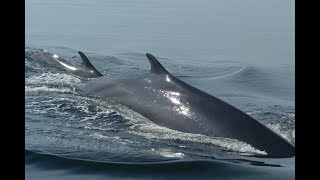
[82,53,295,158]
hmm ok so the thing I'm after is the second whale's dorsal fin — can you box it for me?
[78,51,103,77]
[146,53,170,74]
[79,51,96,68]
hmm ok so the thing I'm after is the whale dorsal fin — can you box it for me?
[78,51,103,76]
[146,53,170,74]
[79,51,96,68]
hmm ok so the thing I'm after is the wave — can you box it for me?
[25,149,282,170]
[26,149,294,180]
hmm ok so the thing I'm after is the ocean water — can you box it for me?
[25,0,295,179]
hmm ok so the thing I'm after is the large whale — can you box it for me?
[34,51,295,158]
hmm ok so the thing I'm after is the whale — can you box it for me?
[33,50,295,158]
[30,51,103,78]
[77,52,295,158]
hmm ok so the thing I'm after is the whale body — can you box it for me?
[77,52,295,158]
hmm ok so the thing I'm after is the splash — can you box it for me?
[129,123,267,156]
[26,72,81,85]
[151,148,185,158]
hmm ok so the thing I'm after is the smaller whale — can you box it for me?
[30,51,103,78]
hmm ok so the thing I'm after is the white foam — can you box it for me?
[245,107,295,145]
[292,129,295,139]
[159,151,185,158]
[25,86,77,94]
[129,124,266,155]
[267,123,295,144]
[151,148,185,158]
[26,72,81,85]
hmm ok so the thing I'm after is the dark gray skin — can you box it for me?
[79,53,294,158]
[30,51,103,78]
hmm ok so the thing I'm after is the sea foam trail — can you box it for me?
[26,72,81,85]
